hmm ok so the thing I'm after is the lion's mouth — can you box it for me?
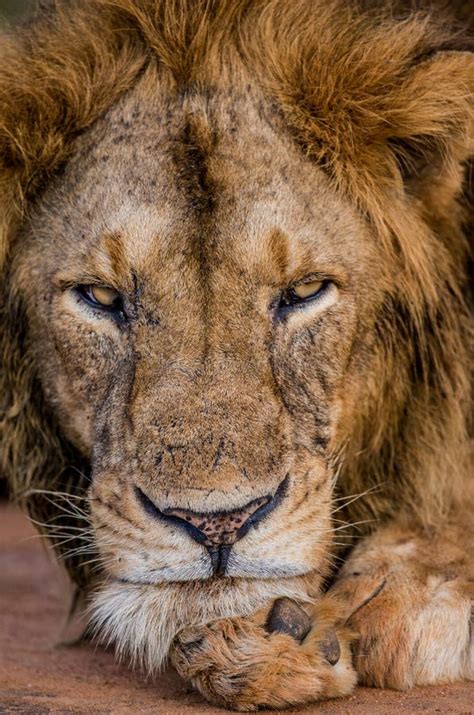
[133,475,290,577]
[208,544,233,576]
[110,555,310,586]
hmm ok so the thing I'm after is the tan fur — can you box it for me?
[0,0,473,709]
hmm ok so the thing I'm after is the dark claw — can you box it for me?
[265,597,312,643]
[320,629,340,665]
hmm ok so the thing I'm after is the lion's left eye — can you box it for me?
[280,279,328,308]
[76,284,124,313]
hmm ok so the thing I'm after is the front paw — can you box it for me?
[170,597,356,711]
[330,532,474,689]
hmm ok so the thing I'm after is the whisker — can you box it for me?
[47,535,93,551]
[30,514,89,529]
[58,542,112,559]
[27,516,91,531]
[19,488,88,505]
[332,519,376,532]
[331,484,384,513]
[41,497,89,521]
[67,464,92,483]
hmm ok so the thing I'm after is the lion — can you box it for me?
[0,0,472,710]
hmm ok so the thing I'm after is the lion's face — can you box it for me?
[15,75,385,613]
[2,0,472,675]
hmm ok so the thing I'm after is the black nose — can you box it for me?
[135,475,289,575]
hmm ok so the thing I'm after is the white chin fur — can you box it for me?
[90,577,312,674]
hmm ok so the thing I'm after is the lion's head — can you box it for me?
[1,0,472,671]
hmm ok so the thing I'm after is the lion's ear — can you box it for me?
[385,50,473,193]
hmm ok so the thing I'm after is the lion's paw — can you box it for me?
[330,530,474,689]
[171,597,356,711]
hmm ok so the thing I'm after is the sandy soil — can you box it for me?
[0,502,472,715]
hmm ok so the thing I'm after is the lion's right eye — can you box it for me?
[279,279,330,310]
[76,284,124,315]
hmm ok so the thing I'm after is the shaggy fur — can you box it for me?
[0,0,473,709]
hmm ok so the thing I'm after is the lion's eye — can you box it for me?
[292,280,324,300]
[77,284,123,313]
[280,279,328,309]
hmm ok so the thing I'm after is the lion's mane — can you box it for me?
[0,0,472,588]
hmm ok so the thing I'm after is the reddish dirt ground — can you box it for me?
[0,502,472,715]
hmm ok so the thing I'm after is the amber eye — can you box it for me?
[76,284,124,314]
[292,280,324,300]
[280,279,328,309]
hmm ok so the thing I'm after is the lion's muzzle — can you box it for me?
[134,475,289,575]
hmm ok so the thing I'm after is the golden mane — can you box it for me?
[0,0,472,587]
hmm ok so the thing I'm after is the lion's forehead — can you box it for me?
[34,74,374,292]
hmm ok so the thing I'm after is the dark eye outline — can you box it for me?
[279,279,331,311]
[75,284,126,319]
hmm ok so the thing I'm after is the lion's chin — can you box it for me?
[90,576,313,674]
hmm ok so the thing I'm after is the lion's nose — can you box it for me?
[162,496,271,546]
[134,476,289,575]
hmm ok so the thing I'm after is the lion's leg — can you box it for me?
[330,521,473,689]
[171,595,357,711]
[171,521,472,709]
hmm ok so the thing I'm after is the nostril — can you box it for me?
[163,495,271,547]
[235,474,289,540]
[134,485,209,545]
